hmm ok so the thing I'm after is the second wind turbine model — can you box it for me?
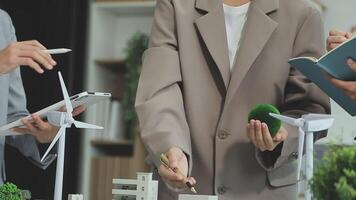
[269,113,334,200]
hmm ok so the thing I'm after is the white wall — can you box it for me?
[322,0,356,33]
[318,0,356,145]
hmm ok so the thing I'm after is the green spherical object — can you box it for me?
[248,104,281,137]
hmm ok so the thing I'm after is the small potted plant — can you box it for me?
[0,182,22,200]
[0,182,31,200]
[122,32,149,140]
[310,146,356,200]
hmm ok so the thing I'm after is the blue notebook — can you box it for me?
[289,37,356,116]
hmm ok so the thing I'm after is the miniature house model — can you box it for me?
[179,194,218,200]
[112,172,158,200]
[68,194,83,200]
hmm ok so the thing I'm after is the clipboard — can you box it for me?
[0,91,111,135]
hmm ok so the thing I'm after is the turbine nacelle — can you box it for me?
[47,111,74,128]
[64,114,75,125]
[301,114,334,132]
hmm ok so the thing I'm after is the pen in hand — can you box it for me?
[160,153,197,194]
[43,48,72,55]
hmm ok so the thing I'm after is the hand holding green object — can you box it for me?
[248,104,281,137]
[247,104,287,152]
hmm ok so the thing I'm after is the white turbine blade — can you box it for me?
[297,128,305,180]
[269,113,301,127]
[41,125,66,162]
[58,72,73,115]
[74,120,104,129]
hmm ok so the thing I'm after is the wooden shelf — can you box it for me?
[83,1,153,197]
[91,139,134,156]
[94,59,127,100]
[94,1,156,15]
[91,139,132,146]
[95,59,126,73]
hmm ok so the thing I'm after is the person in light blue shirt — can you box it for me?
[327,29,356,100]
[0,9,84,184]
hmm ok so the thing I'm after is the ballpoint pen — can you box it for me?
[160,153,197,194]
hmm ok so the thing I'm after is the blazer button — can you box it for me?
[217,130,230,140]
[217,185,228,195]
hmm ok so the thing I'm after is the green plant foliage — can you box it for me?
[122,32,149,139]
[311,146,356,200]
[0,182,22,200]
[248,104,281,137]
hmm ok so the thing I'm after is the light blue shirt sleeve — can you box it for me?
[0,9,56,169]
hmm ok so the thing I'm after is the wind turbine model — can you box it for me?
[42,72,103,200]
[269,113,334,200]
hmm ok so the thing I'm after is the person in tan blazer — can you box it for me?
[135,0,330,199]
[326,29,356,100]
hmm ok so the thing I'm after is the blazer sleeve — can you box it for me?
[256,8,330,174]
[135,0,192,170]
[3,11,55,169]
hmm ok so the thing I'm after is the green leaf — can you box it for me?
[0,183,23,200]
[310,146,356,200]
[122,32,149,139]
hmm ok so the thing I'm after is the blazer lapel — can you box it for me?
[195,0,231,89]
[225,0,279,105]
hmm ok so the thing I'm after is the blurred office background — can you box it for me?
[0,0,354,199]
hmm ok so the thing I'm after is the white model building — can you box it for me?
[68,194,83,200]
[112,172,158,200]
[179,194,218,200]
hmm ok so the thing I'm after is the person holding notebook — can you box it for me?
[0,9,85,183]
[327,29,356,100]
[135,0,330,199]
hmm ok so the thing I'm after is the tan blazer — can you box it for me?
[135,0,330,199]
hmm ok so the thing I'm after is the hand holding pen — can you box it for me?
[0,39,71,75]
[159,148,197,193]
[0,40,58,74]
